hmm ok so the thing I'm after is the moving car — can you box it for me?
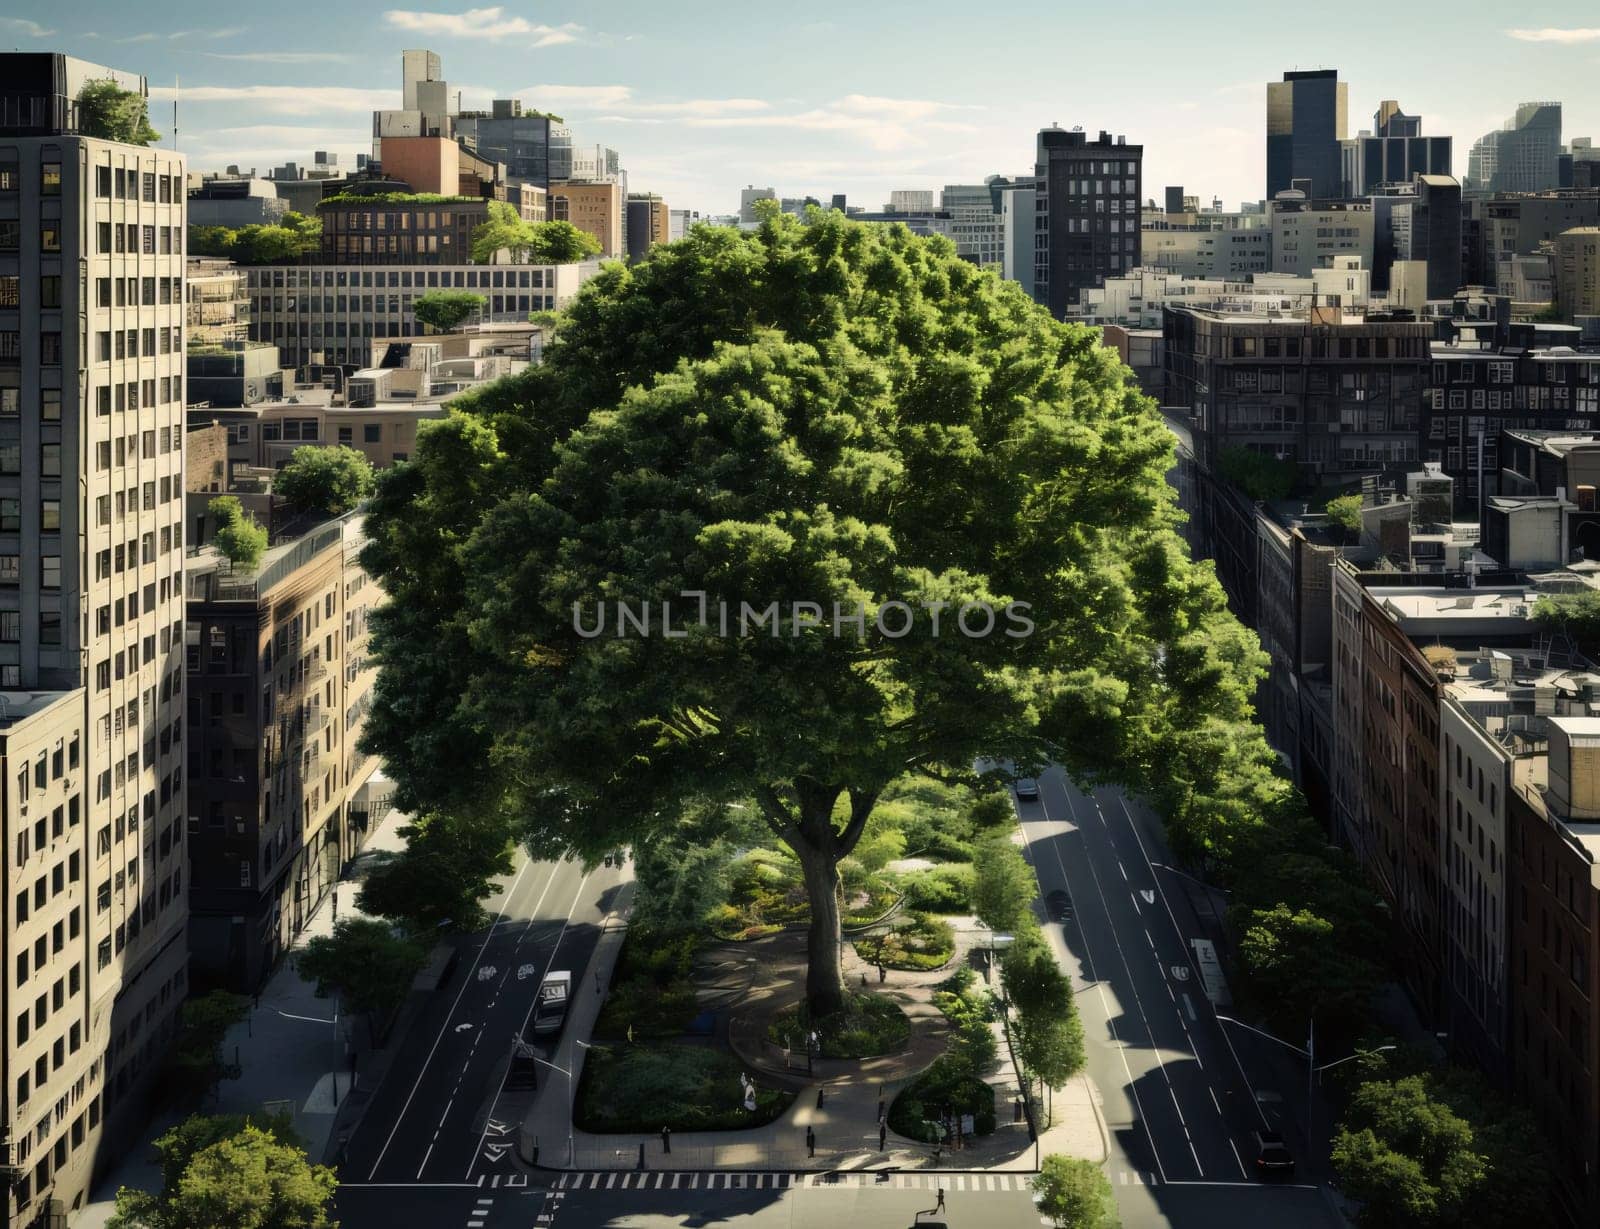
[1252,1128,1295,1179]
[1014,778,1040,801]
[1045,889,1074,923]
[529,970,573,1038]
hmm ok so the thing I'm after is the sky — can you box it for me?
[4,2,1600,216]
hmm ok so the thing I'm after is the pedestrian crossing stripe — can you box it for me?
[548,1171,1042,1192]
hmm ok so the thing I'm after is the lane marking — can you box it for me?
[1182,993,1198,1022]
[367,856,543,1180]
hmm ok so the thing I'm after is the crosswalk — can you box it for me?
[550,1170,1056,1192]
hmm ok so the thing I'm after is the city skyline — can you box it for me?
[2,2,1599,213]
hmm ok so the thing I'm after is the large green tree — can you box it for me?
[359,212,1256,1016]
[470,203,603,264]
[274,445,375,518]
[413,290,487,333]
[356,811,515,934]
[110,1116,336,1229]
[78,79,159,145]
[299,918,426,1041]
[1031,1154,1119,1228]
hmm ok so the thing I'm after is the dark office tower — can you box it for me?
[1164,185,1185,215]
[454,98,554,187]
[1266,69,1348,199]
[1343,100,1452,196]
[1033,127,1142,317]
[1409,175,1463,299]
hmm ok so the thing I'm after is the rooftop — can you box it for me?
[0,689,75,728]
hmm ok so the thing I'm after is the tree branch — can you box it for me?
[834,788,880,858]
[753,784,803,849]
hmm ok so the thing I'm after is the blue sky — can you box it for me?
[4,3,1599,215]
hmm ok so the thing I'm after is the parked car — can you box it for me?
[1014,778,1040,801]
[528,970,573,1038]
[1045,889,1074,923]
[1252,1128,1295,1179]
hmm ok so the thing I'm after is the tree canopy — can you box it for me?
[469,202,602,264]
[1216,446,1297,502]
[1032,1154,1120,1228]
[109,1116,336,1229]
[1324,493,1364,533]
[211,496,268,569]
[356,810,515,935]
[274,445,375,518]
[189,213,321,265]
[413,290,488,333]
[78,79,159,145]
[359,211,1271,1015]
[299,917,427,1031]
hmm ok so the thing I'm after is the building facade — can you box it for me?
[548,181,623,258]
[1266,69,1348,200]
[454,99,556,188]
[1034,127,1142,317]
[624,194,668,263]
[1341,102,1452,197]
[315,195,490,265]
[1469,103,1564,194]
[1556,227,1600,323]
[0,52,190,1225]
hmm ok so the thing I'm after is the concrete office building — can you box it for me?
[184,512,383,990]
[454,99,558,189]
[1033,127,1142,316]
[372,49,455,164]
[246,261,596,370]
[1468,103,1564,194]
[185,176,286,229]
[1266,69,1348,200]
[1340,101,1452,197]
[1556,227,1600,322]
[0,52,191,1224]
[668,209,701,241]
[1268,196,1374,276]
[1391,175,1463,300]
[999,180,1038,286]
[888,189,934,213]
[739,186,776,225]
[938,183,1004,266]
[1470,192,1600,291]
[315,195,490,265]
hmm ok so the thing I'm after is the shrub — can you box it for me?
[593,931,702,1040]
[767,992,910,1059]
[888,1054,996,1141]
[854,912,955,971]
[1033,1154,1120,1228]
[574,1043,793,1133]
[897,863,976,913]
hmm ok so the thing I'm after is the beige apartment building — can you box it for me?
[549,180,624,258]
[1,54,190,1224]
[1556,227,1600,323]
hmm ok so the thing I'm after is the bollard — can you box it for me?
[1013,1097,1024,1124]
[661,1127,671,1155]
[878,962,885,983]
[878,1123,886,1151]
[806,1126,816,1158]
[637,1141,646,1170]
[531,1136,540,1166]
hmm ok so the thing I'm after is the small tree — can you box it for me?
[530,219,602,263]
[1003,925,1086,1098]
[1325,493,1364,533]
[299,918,427,1043]
[211,497,268,569]
[1032,1155,1119,1228]
[110,1116,336,1229]
[77,79,159,145]
[166,991,250,1105]
[972,834,1037,935]
[413,290,487,333]
[274,445,375,517]
[471,204,603,264]
[1216,446,1297,501]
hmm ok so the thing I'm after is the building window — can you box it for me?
[41,164,61,196]
[41,226,60,253]
[41,557,59,590]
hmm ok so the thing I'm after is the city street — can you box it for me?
[1017,768,1344,1229]
[339,852,628,1187]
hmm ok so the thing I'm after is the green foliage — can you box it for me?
[109,1117,336,1229]
[357,208,1217,1017]
[888,1054,996,1141]
[896,863,976,913]
[413,290,488,333]
[627,800,739,938]
[967,789,1017,831]
[1324,493,1364,532]
[356,811,515,934]
[767,992,911,1059]
[593,931,701,1040]
[972,835,1037,934]
[1531,590,1600,652]
[165,991,249,1105]
[298,918,426,1021]
[933,966,999,1071]
[188,213,320,265]
[212,497,267,569]
[77,78,159,145]
[1032,1155,1120,1229]
[469,202,602,264]
[1236,902,1380,1040]
[274,444,376,518]
[854,911,955,970]
[1003,925,1085,1087]
[574,1043,793,1132]
[1216,446,1297,501]
[1331,1070,1552,1229]
[318,192,476,208]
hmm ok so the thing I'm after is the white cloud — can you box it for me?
[1507,27,1600,43]
[150,84,397,116]
[0,17,53,37]
[524,85,770,119]
[383,7,583,46]
[201,51,353,64]
[831,94,983,121]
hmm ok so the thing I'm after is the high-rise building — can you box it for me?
[1392,175,1463,300]
[888,189,934,213]
[373,48,455,164]
[738,186,776,225]
[1340,101,1452,197]
[1555,226,1600,322]
[625,194,669,262]
[454,99,556,188]
[1467,103,1563,194]
[0,51,191,1223]
[668,209,701,242]
[1034,127,1143,316]
[1266,69,1348,200]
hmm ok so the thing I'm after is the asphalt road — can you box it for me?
[1017,769,1344,1229]
[339,851,627,1186]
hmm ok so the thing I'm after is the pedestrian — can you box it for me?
[936,1187,946,1213]
[878,961,885,983]
[878,1122,887,1151]
[660,1126,671,1155]
[806,1126,816,1158]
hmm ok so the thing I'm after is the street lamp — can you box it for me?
[525,1038,589,1166]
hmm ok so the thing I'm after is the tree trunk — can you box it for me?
[792,836,846,1019]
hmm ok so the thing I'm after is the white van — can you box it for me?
[530,970,572,1038]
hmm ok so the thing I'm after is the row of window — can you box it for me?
[96,222,182,258]
[94,165,182,205]
[251,267,554,289]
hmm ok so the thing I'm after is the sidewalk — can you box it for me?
[72,807,415,1228]
[518,912,1107,1173]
